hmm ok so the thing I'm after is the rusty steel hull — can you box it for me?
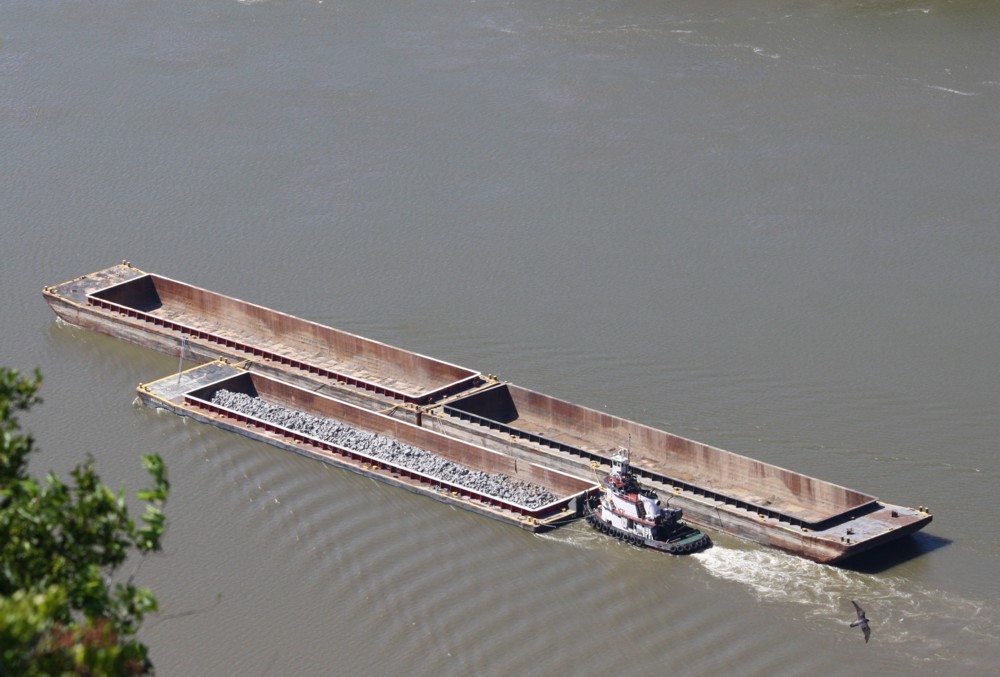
[442,383,875,526]
[44,263,480,409]
[44,263,933,563]
[435,384,932,563]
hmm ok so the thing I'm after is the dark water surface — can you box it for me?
[2,0,998,674]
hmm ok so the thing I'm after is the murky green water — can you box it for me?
[3,0,998,673]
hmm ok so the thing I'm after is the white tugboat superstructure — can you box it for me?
[586,448,711,554]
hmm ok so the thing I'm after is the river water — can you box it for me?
[2,0,998,674]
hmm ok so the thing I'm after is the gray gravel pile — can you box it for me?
[211,390,558,508]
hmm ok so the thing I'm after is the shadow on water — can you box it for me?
[838,532,952,574]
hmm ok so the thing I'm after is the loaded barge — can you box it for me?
[43,262,933,563]
[138,361,594,530]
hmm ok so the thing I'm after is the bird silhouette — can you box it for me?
[850,600,871,643]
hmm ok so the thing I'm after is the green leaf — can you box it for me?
[0,367,168,675]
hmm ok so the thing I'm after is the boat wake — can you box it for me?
[693,545,999,670]
[693,545,849,604]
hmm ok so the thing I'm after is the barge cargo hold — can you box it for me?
[44,262,933,563]
[138,361,595,530]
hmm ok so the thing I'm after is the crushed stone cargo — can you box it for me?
[211,389,557,509]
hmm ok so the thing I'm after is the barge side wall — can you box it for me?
[448,383,875,525]
[90,273,479,401]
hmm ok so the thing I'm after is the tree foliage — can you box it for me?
[0,367,168,675]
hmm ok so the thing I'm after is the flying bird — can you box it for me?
[850,600,871,643]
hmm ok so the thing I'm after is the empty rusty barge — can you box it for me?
[43,262,933,563]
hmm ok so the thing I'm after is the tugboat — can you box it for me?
[586,448,711,554]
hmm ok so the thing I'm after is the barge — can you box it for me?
[44,262,933,563]
[137,361,594,530]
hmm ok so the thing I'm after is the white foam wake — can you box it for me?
[693,545,999,668]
